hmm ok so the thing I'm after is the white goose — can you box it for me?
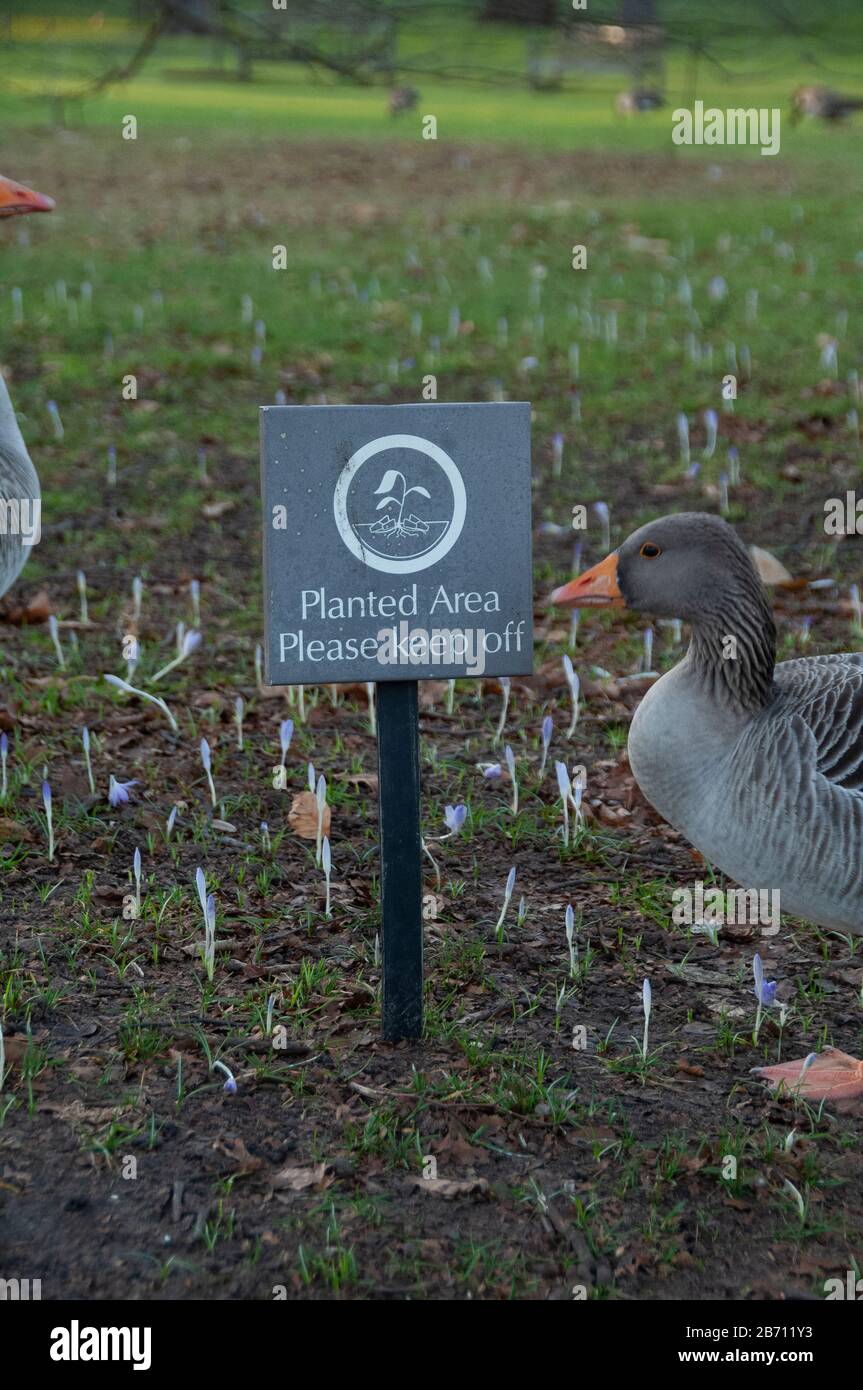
[0,174,54,600]
[552,512,863,933]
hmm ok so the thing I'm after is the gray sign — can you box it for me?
[260,402,533,684]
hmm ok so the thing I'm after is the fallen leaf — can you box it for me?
[753,1047,863,1102]
[345,773,379,792]
[212,1136,267,1177]
[749,545,793,586]
[407,1176,490,1199]
[0,590,51,626]
[0,818,32,843]
[201,499,236,520]
[271,1162,333,1192]
[288,790,331,840]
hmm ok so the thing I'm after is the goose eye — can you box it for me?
[640,542,662,559]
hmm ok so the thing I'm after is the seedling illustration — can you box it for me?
[369,468,435,538]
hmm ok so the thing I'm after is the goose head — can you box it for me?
[0,175,54,218]
[552,512,777,711]
[551,512,765,625]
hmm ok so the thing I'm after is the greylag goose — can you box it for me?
[791,85,863,124]
[552,512,863,934]
[0,174,53,600]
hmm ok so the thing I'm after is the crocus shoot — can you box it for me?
[565,904,577,976]
[593,500,610,552]
[108,775,137,809]
[212,1059,237,1095]
[642,978,652,1059]
[48,614,65,670]
[133,847,142,917]
[322,835,332,917]
[104,674,178,733]
[505,744,518,814]
[495,866,516,943]
[539,714,553,777]
[315,775,327,867]
[200,738,217,808]
[703,407,718,459]
[195,867,216,981]
[81,726,95,794]
[563,656,580,739]
[152,629,202,683]
[494,676,510,746]
[752,952,777,1041]
[677,412,690,468]
[366,682,376,735]
[234,696,244,750]
[42,780,54,862]
[556,761,572,847]
[422,802,467,887]
[76,569,89,625]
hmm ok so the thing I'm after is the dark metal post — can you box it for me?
[376,680,423,1041]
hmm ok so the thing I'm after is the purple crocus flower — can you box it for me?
[108,775,138,809]
[753,953,777,1007]
[482,763,502,781]
[444,803,467,834]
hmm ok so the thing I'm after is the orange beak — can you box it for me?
[0,176,54,219]
[551,551,625,608]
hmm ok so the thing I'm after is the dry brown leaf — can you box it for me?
[407,1176,491,1199]
[288,790,331,840]
[202,499,236,520]
[271,1162,333,1192]
[750,544,793,585]
[212,1136,267,1177]
[1,589,51,626]
[345,773,379,792]
[753,1047,863,1103]
[418,680,449,709]
[0,818,32,843]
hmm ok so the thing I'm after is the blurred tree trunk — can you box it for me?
[482,0,558,25]
[619,0,658,23]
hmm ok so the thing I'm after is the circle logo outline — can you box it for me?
[333,433,466,575]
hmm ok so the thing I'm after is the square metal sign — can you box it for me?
[260,402,533,685]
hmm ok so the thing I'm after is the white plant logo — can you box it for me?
[333,433,466,574]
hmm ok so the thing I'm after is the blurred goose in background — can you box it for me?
[552,512,863,934]
[0,174,53,600]
[615,88,664,115]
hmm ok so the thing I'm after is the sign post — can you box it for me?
[260,402,533,1041]
[376,680,423,1040]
